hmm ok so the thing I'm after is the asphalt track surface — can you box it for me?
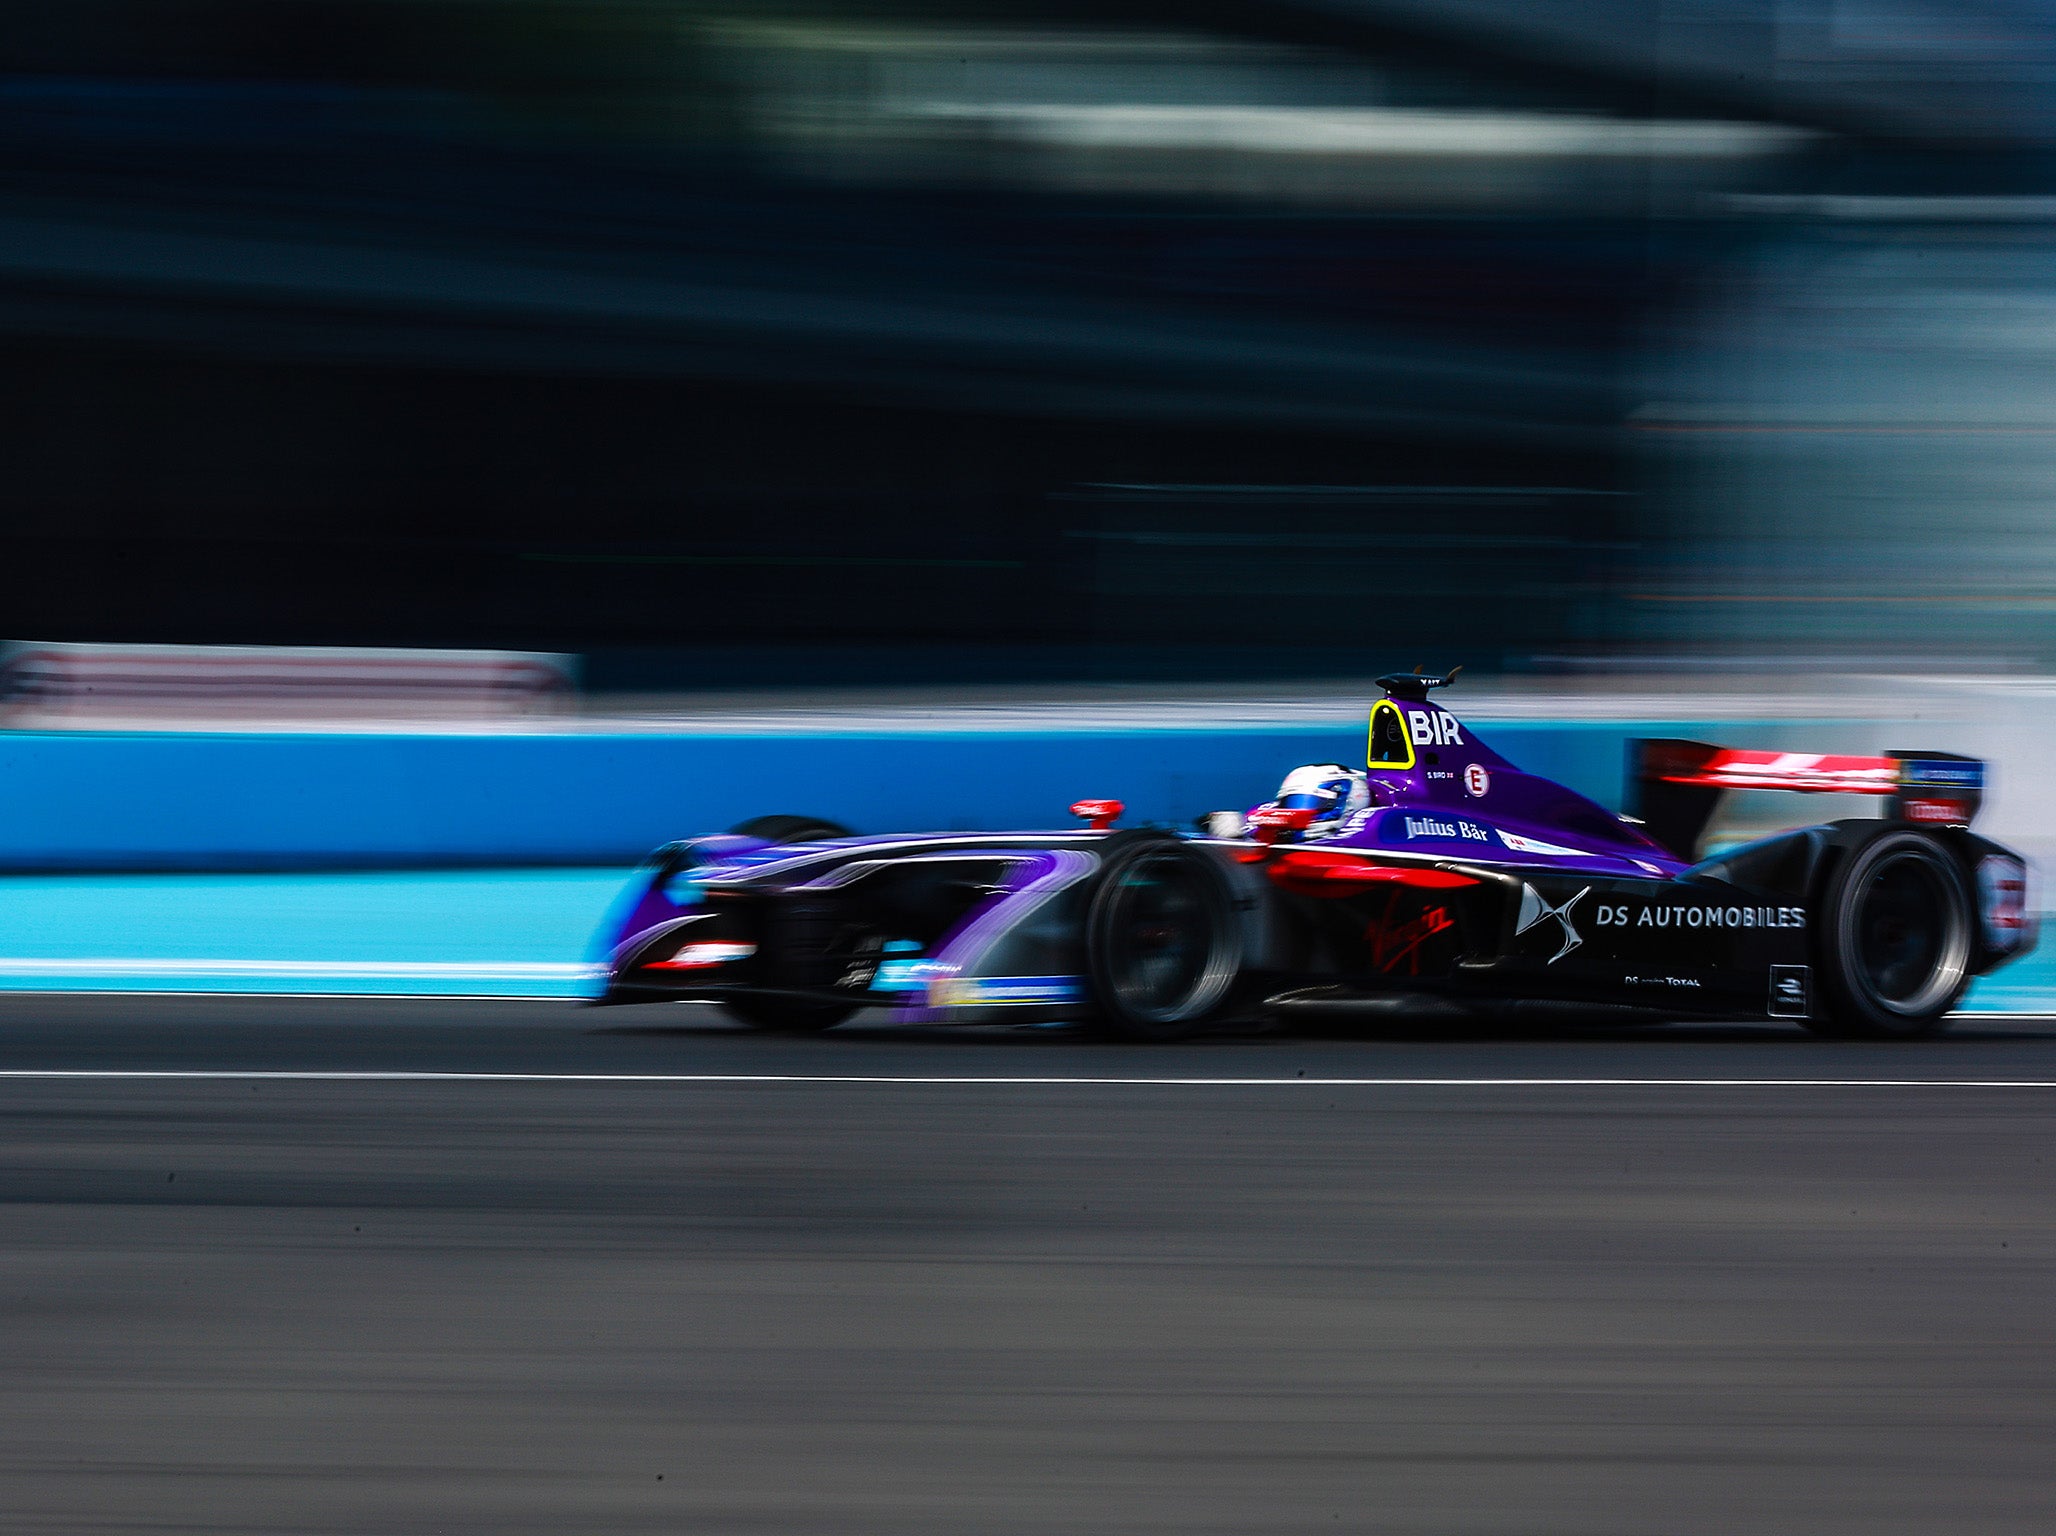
[3,999,2056,1534]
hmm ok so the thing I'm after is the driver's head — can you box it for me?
[1272,764,1370,840]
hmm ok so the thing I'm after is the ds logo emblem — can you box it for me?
[1464,764,1489,798]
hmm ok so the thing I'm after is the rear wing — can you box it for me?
[1627,740,1985,861]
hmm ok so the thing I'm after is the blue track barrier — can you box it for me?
[0,719,1875,871]
[0,867,626,995]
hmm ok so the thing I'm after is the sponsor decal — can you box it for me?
[1365,902,1456,976]
[1464,763,1490,798]
[1400,816,1492,844]
[1495,829,1582,858]
[1768,964,1810,1018]
[932,975,1081,1007]
[1901,797,1969,825]
[1407,710,1465,747]
[1624,974,1702,990]
[1899,759,1984,789]
[1338,808,1372,835]
[1515,884,1588,963]
[1591,902,1805,930]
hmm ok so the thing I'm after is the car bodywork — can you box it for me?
[595,677,2035,1034]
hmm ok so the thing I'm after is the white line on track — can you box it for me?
[0,1070,2054,1088]
[0,960,597,980]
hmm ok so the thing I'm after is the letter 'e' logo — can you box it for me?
[1464,764,1489,797]
[1768,964,1810,1018]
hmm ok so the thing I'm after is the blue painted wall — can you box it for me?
[0,719,1870,870]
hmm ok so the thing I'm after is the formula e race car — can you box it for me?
[594,673,2036,1040]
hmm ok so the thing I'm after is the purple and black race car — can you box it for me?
[594,673,2035,1040]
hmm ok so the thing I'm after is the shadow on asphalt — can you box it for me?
[590,1009,2056,1048]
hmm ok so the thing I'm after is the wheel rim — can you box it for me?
[1097,852,1236,1024]
[1849,850,1970,1016]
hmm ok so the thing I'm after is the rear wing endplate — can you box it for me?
[1627,741,1985,861]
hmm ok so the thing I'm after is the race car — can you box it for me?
[593,672,2035,1039]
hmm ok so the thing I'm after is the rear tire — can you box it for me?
[1810,828,1973,1039]
[1082,834,1243,1042]
[728,814,852,843]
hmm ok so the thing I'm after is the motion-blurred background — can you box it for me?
[8,0,2055,682]
[5,0,2056,995]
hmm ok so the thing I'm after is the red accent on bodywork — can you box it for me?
[643,941,757,971]
[1646,744,1900,795]
[1247,804,1317,846]
[1069,798,1125,830]
[1266,849,1478,896]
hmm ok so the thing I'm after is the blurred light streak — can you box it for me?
[1632,424,2056,434]
[907,101,1808,159]
[712,19,1812,209]
[1628,595,2056,608]
[1727,196,2056,220]
[0,643,577,727]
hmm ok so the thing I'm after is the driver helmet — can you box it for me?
[1265,763,1370,841]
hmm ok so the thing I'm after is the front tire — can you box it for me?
[1082,834,1244,1042]
[722,993,855,1033]
[719,856,859,1031]
[728,814,852,843]
[1811,828,1974,1039]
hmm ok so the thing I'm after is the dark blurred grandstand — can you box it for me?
[2,0,2053,688]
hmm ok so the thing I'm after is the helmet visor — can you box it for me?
[1278,791,1338,813]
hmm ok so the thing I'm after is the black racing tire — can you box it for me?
[727,814,853,844]
[718,815,851,1029]
[721,993,856,1033]
[1809,828,1975,1039]
[1081,833,1244,1042]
